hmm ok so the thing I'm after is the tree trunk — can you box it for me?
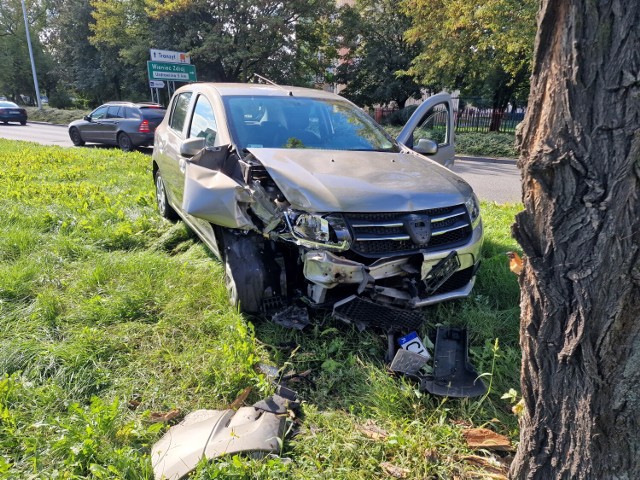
[510,1,640,479]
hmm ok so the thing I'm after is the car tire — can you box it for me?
[117,132,133,152]
[20,120,26,126]
[222,233,273,314]
[154,170,178,221]
[69,127,85,146]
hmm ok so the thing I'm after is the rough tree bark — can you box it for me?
[510,1,640,479]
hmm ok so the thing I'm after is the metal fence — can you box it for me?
[373,98,526,133]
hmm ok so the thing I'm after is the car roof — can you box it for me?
[103,101,165,109]
[180,83,343,101]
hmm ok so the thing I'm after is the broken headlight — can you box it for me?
[465,193,481,228]
[286,211,352,251]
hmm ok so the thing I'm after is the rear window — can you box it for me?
[0,101,19,108]
[140,108,166,119]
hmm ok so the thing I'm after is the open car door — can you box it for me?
[396,93,455,168]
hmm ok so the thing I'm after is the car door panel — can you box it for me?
[396,93,455,167]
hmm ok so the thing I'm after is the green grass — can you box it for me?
[25,106,90,125]
[455,132,518,158]
[0,139,523,478]
[383,125,518,159]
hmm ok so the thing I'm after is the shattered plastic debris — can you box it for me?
[271,305,310,330]
[389,349,429,376]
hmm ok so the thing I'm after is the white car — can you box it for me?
[152,83,482,329]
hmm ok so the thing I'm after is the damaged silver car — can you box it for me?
[152,83,483,327]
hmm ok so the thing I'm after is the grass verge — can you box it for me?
[0,139,523,478]
[25,106,90,125]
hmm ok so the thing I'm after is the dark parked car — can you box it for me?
[0,101,27,125]
[68,101,166,151]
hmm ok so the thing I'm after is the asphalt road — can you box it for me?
[0,122,522,203]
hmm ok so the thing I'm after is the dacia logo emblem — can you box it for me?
[403,214,432,246]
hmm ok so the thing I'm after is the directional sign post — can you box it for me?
[150,49,190,64]
[147,61,197,82]
[149,80,165,88]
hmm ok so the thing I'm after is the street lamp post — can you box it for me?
[21,0,42,110]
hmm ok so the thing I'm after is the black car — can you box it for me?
[68,101,166,151]
[0,101,27,125]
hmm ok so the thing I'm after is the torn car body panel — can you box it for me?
[182,161,254,229]
[152,407,284,480]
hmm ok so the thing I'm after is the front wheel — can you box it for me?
[117,132,133,152]
[154,170,178,221]
[223,232,276,314]
[69,127,84,146]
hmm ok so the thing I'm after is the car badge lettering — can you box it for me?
[403,214,432,246]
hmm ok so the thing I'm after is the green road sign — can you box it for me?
[147,61,197,82]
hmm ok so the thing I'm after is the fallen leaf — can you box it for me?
[358,420,389,440]
[462,427,512,451]
[380,462,410,478]
[148,409,181,424]
[461,454,509,478]
[229,387,252,410]
[424,447,440,463]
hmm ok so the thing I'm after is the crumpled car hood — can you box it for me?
[247,148,472,212]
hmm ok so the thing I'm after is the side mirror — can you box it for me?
[84,115,92,122]
[180,137,206,158]
[414,138,438,155]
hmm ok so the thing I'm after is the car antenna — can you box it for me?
[253,74,293,96]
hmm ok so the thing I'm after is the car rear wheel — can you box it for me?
[117,132,133,152]
[154,171,178,221]
[69,127,85,146]
[20,120,26,126]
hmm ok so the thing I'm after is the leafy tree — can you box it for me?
[401,0,536,130]
[136,0,337,84]
[0,0,51,103]
[511,0,640,477]
[47,0,145,105]
[335,0,423,109]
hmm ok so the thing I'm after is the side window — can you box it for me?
[413,103,450,146]
[126,107,141,119]
[189,95,218,147]
[169,92,192,134]
[91,106,108,120]
[106,106,123,119]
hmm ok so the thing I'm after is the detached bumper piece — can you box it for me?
[332,296,424,332]
[152,406,284,480]
[421,327,486,398]
[388,327,486,398]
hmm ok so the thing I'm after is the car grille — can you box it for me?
[344,205,472,257]
[333,296,424,332]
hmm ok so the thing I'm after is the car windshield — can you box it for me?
[223,95,399,152]
[0,101,19,108]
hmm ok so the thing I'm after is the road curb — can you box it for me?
[27,121,67,127]
[456,155,518,165]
